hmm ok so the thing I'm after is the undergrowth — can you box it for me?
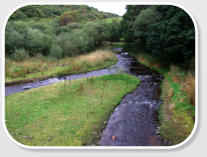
[6,50,117,82]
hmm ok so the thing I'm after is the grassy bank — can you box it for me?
[5,74,140,146]
[6,50,117,83]
[135,53,195,145]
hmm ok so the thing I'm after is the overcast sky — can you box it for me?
[88,3,127,16]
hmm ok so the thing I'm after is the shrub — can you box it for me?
[6,6,121,59]
[59,11,79,26]
[55,26,72,35]
[57,30,95,56]
[25,28,53,56]
[12,48,29,61]
[50,44,63,59]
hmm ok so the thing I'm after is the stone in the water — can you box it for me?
[122,52,128,55]
[22,85,32,90]
[113,48,123,52]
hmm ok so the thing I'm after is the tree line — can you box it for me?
[5,5,121,61]
[6,5,195,68]
[120,5,195,68]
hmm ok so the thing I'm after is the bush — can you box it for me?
[6,6,121,59]
[50,44,63,59]
[121,5,195,66]
[12,48,29,61]
[59,11,79,26]
[5,21,26,56]
[25,28,53,56]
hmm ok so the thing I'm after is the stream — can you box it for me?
[99,48,166,146]
[5,48,166,146]
[5,52,124,96]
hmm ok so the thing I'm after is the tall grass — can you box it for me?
[181,72,195,106]
[159,66,195,145]
[6,50,117,82]
[135,52,195,145]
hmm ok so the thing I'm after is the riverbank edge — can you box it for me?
[5,53,118,87]
[132,52,195,146]
[5,74,140,146]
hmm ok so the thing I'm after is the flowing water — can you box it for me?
[99,48,167,146]
[5,48,166,146]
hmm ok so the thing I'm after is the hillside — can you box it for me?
[5,5,121,58]
[9,5,118,24]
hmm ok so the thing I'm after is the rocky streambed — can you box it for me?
[99,49,167,146]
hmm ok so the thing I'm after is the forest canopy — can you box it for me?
[120,5,195,67]
[5,5,121,60]
[5,5,195,69]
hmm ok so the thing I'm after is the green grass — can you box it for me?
[134,52,195,145]
[6,50,117,83]
[5,74,140,146]
[103,17,122,23]
[159,73,195,145]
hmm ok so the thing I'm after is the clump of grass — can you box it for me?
[6,50,117,82]
[5,74,140,146]
[169,65,182,83]
[12,48,30,61]
[181,72,195,106]
[136,53,169,74]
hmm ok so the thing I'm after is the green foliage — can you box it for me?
[55,19,121,56]
[50,44,63,59]
[132,6,162,46]
[9,5,118,21]
[26,28,53,56]
[12,48,29,61]
[6,5,121,59]
[59,11,79,26]
[121,5,195,67]
[108,19,122,42]
[145,6,195,64]
[120,5,149,42]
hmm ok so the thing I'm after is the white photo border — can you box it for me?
[1,1,199,150]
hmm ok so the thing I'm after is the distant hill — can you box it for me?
[9,5,119,25]
[6,5,121,58]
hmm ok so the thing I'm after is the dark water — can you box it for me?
[5,48,166,146]
[99,49,167,146]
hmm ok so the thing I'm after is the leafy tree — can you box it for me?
[121,5,195,66]
[132,6,162,46]
[120,5,149,42]
[50,44,63,59]
[145,6,195,64]
[6,5,121,59]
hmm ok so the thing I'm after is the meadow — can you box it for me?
[6,50,117,83]
[5,74,140,146]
